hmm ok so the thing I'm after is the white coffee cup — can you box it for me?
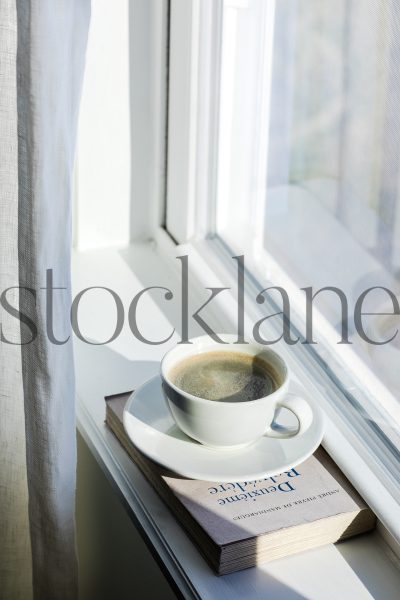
[161,334,315,450]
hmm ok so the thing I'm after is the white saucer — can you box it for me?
[123,375,324,482]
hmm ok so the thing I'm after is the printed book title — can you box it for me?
[208,468,301,506]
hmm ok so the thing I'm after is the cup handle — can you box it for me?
[264,393,314,439]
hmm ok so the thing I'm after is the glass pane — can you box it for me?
[216,0,400,449]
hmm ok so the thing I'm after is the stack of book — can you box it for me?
[105,391,375,575]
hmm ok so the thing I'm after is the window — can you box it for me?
[73,0,400,535]
[165,0,400,507]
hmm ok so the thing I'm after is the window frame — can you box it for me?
[164,0,224,243]
[160,0,400,543]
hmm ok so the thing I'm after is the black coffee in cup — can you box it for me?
[169,351,282,402]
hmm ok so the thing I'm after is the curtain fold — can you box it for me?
[0,2,32,598]
[1,1,90,598]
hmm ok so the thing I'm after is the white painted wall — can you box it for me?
[73,0,131,250]
[76,433,176,599]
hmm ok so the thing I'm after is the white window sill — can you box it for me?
[72,240,400,600]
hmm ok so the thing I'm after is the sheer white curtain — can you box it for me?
[0,1,90,598]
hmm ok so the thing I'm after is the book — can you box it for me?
[105,391,376,575]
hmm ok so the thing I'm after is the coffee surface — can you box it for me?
[169,351,281,402]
